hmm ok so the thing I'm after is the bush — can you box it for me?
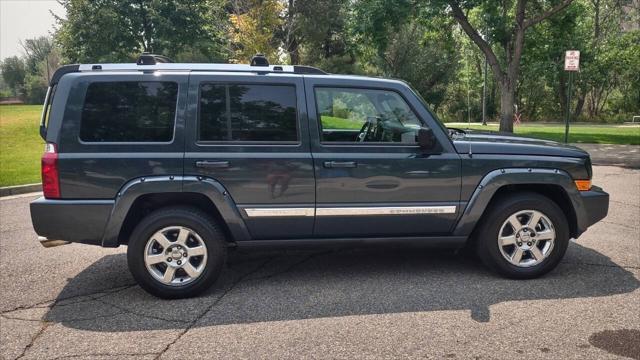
[23,73,47,104]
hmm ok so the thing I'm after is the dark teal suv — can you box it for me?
[30,54,609,298]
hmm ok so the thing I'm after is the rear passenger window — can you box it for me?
[199,84,298,142]
[79,82,178,142]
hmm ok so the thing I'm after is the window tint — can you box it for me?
[315,87,423,143]
[199,84,298,142]
[79,81,178,142]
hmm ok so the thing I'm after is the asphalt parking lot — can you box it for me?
[1,165,639,360]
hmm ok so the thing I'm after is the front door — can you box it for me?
[305,77,461,237]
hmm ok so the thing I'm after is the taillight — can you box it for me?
[41,143,60,198]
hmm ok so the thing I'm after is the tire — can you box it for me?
[127,207,226,299]
[475,192,569,279]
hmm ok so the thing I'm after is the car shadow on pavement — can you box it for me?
[44,242,639,331]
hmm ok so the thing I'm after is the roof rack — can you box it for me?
[137,53,174,65]
[250,54,269,67]
[49,54,328,85]
[74,63,327,75]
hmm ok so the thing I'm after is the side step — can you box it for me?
[233,236,468,249]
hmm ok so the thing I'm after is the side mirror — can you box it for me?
[417,127,436,149]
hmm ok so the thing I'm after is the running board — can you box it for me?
[233,236,467,249]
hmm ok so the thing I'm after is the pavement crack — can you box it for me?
[46,352,160,360]
[153,257,275,360]
[88,295,190,324]
[0,314,44,323]
[0,283,137,316]
[247,250,334,281]
[600,220,639,230]
[565,261,640,270]
[16,321,52,359]
[609,200,640,209]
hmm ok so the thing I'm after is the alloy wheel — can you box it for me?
[144,226,208,286]
[497,209,556,267]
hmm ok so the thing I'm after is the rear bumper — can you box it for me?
[30,197,114,246]
[576,185,609,236]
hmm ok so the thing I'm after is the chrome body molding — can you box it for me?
[244,208,315,217]
[316,206,456,216]
[243,206,456,217]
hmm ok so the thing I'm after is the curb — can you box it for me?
[0,183,41,197]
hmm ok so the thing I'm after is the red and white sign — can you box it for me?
[564,50,580,71]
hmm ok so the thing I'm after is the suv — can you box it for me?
[31,54,609,299]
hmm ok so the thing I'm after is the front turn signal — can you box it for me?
[574,179,592,191]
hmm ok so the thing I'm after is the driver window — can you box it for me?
[315,87,423,143]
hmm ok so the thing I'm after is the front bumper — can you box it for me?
[576,185,609,235]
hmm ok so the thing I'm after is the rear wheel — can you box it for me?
[475,192,569,279]
[127,207,226,299]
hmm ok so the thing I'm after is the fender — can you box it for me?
[101,175,251,247]
[453,168,586,236]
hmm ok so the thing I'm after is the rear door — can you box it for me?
[305,76,462,238]
[184,72,315,240]
[56,72,187,199]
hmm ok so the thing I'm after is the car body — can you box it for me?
[30,54,609,298]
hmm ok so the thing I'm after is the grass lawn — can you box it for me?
[0,105,43,187]
[321,115,363,130]
[448,123,640,145]
[0,107,638,187]
[324,115,639,145]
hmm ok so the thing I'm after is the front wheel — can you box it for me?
[475,192,570,279]
[127,207,226,299]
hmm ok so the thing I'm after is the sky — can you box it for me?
[1,0,65,59]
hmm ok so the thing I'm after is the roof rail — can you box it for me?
[137,52,174,65]
[293,65,326,75]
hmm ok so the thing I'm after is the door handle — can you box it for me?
[323,161,357,168]
[195,160,230,169]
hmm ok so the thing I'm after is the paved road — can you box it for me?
[1,166,639,360]
[574,144,640,169]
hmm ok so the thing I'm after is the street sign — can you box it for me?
[563,50,580,143]
[564,50,580,71]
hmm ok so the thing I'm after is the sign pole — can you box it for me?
[564,71,573,143]
[482,54,488,126]
[563,50,580,144]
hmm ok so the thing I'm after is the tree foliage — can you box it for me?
[55,0,229,63]
[229,0,283,62]
[2,0,637,123]
[0,56,26,97]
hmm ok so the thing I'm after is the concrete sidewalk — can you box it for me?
[573,143,640,168]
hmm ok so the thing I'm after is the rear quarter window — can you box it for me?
[79,81,178,142]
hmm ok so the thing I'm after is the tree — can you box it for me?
[0,56,26,97]
[20,36,55,74]
[229,0,283,62]
[352,0,458,111]
[55,0,229,63]
[446,0,575,132]
[291,0,356,72]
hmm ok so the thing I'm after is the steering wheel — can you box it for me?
[357,118,374,142]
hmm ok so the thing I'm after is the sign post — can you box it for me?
[564,50,580,143]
